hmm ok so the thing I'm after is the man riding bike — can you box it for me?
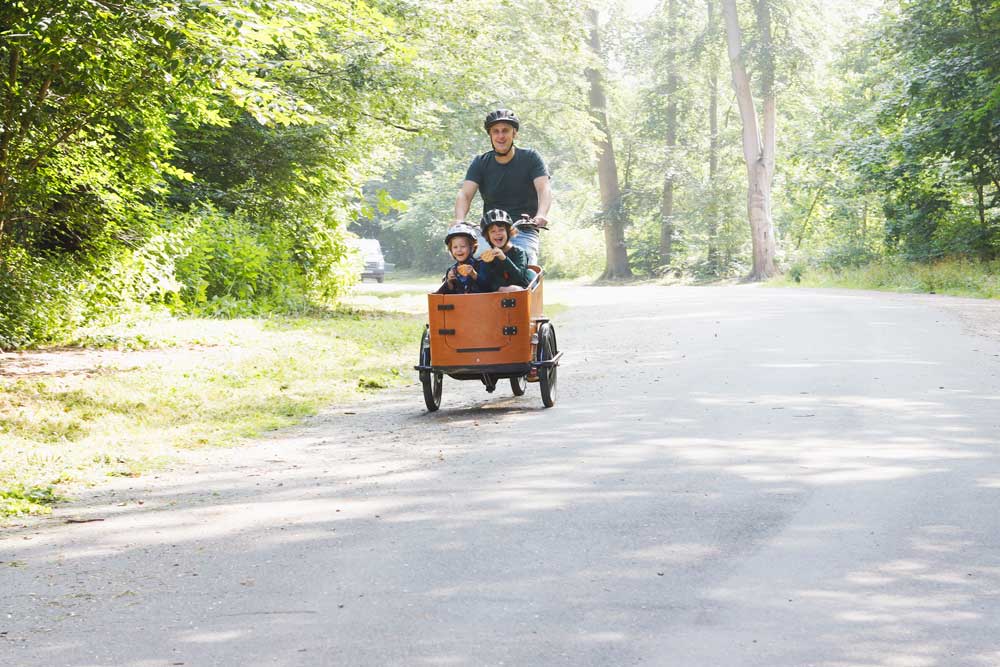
[453,108,553,266]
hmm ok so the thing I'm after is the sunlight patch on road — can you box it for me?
[619,543,721,565]
[178,629,246,644]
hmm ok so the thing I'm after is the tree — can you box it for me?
[704,0,723,273]
[0,0,448,345]
[721,0,778,280]
[586,7,632,280]
[370,0,596,275]
[867,0,1000,259]
[658,0,680,269]
[0,1,217,256]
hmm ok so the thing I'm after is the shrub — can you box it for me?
[0,247,88,349]
[170,206,357,316]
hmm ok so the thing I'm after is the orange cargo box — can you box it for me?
[427,275,544,372]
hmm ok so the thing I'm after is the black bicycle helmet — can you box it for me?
[444,223,478,248]
[484,109,520,132]
[480,209,515,236]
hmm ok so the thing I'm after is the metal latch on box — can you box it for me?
[503,326,518,336]
[501,298,517,308]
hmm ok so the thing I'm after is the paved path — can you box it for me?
[3,285,1000,667]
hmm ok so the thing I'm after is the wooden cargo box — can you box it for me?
[427,277,543,372]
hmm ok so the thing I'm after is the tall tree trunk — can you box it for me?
[722,0,778,281]
[659,0,679,270]
[795,188,823,249]
[974,174,990,258]
[861,200,869,246]
[586,8,632,280]
[706,0,721,273]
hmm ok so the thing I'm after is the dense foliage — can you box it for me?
[860,0,999,260]
[1,0,997,346]
[0,1,503,346]
[586,0,998,278]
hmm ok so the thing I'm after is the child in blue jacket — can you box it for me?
[441,223,490,294]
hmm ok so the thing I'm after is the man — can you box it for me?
[453,109,552,266]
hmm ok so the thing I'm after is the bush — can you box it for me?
[170,206,358,316]
[776,256,1000,299]
[0,205,360,348]
[0,248,88,349]
[787,262,806,283]
[540,224,605,279]
[0,235,191,349]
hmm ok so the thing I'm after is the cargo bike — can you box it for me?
[414,266,562,412]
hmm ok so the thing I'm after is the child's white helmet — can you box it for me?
[444,223,478,247]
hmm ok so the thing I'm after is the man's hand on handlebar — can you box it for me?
[515,214,549,231]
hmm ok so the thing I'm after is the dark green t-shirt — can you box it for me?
[464,147,550,223]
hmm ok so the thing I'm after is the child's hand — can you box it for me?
[492,248,506,262]
[457,264,472,277]
[481,249,496,262]
[447,268,457,282]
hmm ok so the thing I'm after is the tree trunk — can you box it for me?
[861,200,869,246]
[706,0,721,273]
[721,0,778,281]
[795,188,823,249]
[659,0,679,270]
[586,8,632,280]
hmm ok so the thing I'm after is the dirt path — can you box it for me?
[3,285,1000,667]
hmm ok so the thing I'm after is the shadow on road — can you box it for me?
[4,286,1000,666]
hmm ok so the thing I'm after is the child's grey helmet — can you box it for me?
[444,223,478,248]
[480,209,515,236]
[484,109,520,132]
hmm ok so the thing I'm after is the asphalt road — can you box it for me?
[3,285,1000,667]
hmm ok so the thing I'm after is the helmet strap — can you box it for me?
[491,137,515,156]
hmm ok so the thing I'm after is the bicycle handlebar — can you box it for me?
[513,216,548,232]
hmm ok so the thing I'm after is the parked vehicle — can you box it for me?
[347,238,386,283]
[414,266,561,411]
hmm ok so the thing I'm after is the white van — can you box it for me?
[346,238,386,283]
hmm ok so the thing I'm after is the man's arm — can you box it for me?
[533,175,552,227]
[454,180,479,223]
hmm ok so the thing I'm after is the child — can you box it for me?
[442,223,489,294]
[478,209,536,292]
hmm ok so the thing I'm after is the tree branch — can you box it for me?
[360,111,420,133]
[755,0,775,172]
[22,73,153,175]
[1,43,20,165]
[0,43,21,225]
[722,0,762,167]
[9,62,61,161]
[795,187,824,249]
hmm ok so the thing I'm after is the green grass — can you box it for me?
[0,484,65,517]
[1,305,424,517]
[1,276,575,518]
[773,258,1000,299]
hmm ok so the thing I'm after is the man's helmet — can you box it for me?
[480,209,515,236]
[484,109,520,132]
[444,223,478,247]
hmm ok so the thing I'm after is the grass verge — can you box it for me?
[773,258,1000,299]
[1,303,424,518]
[1,275,571,518]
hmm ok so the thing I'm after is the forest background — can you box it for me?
[1,0,998,348]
